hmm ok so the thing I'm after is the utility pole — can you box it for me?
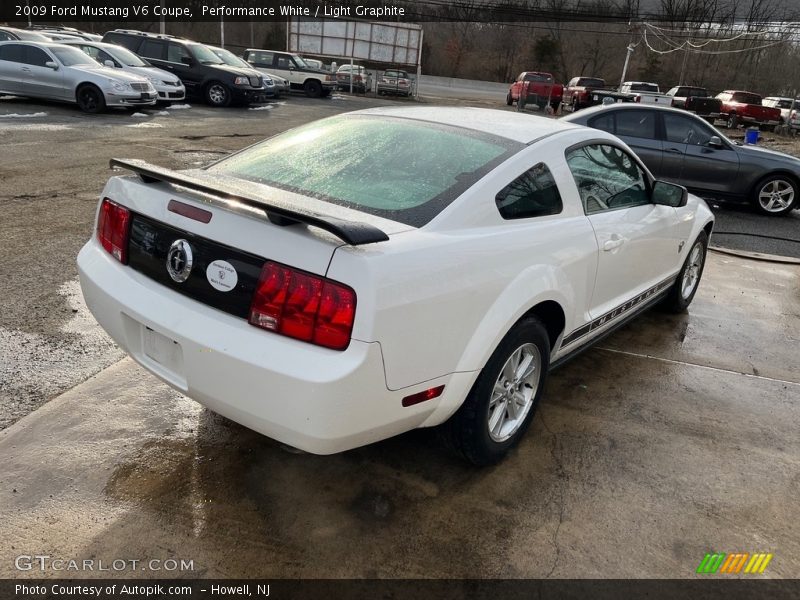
[620,22,639,88]
[679,33,691,85]
[620,43,635,87]
[159,0,165,35]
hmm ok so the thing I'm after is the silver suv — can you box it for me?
[0,41,157,113]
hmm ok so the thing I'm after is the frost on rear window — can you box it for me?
[211,115,519,226]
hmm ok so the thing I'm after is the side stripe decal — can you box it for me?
[561,276,677,347]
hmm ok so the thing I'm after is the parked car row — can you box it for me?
[552,71,795,131]
[0,25,414,113]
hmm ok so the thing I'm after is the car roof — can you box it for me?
[355,106,581,144]
[561,103,706,122]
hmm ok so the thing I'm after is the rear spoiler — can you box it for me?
[109,158,390,246]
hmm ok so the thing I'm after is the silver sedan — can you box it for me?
[0,41,157,113]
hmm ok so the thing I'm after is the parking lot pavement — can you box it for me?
[1,252,798,578]
[0,93,388,429]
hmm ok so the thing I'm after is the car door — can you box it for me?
[661,112,740,194]
[587,109,664,176]
[0,43,26,94]
[565,142,682,318]
[20,45,64,100]
[164,42,202,93]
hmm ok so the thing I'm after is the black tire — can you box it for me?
[304,80,323,98]
[506,92,513,106]
[442,317,550,466]
[660,231,708,313]
[727,113,738,129]
[752,174,798,216]
[76,84,106,114]
[204,81,231,107]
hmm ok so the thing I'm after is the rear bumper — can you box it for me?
[77,240,448,454]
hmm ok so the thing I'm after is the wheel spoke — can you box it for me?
[515,352,535,381]
[488,402,506,436]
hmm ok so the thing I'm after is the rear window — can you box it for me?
[525,73,553,83]
[577,78,604,87]
[211,115,521,227]
[628,83,659,92]
[732,92,762,104]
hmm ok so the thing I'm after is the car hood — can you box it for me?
[206,63,261,78]
[125,65,181,85]
[67,64,150,84]
[735,142,800,164]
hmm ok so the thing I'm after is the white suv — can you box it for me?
[243,48,334,97]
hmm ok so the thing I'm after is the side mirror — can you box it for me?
[103,59,116,68]
[652,180,688,208]
[45,61,58,70]
[180,57,193,66]
[708,135,724,149]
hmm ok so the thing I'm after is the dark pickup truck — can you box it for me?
[665,86,721,123]
[562,76,607,111]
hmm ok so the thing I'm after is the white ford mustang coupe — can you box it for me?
[78,107,714,465]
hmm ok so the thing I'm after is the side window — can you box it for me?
[167,43,191,64]
[80,45,100,60]
[495,163,563,220]
[566,144,650,214]
[96,50,119,67]
[0,31,12,41]
[276,55,292,69]
[0,43,25,63]
[588,113,615,134]
[139,39,165,60]
[249,51,274,68]
[663,114,713,146]
[22,46,50,67]
[614,110,656,139]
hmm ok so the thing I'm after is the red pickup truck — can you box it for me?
[506,71,563,112]
[716,90,782,130]
[562,76,607,111]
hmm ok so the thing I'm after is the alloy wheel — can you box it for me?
[758,179,795,213]
[681,242,705,300]
[487,343,541,443]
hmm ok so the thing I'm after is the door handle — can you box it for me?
[665,147,683,154]
[603,236,625,251]
[21,67,31,72]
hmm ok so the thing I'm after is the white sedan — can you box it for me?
[78,107,714,465]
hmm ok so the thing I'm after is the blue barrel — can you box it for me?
[745,127,759,144]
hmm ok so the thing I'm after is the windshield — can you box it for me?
[210,115,520,227]
[291,54,308,69]
[107,45,149,67]
[15,30,51,41]
[50,46,96,66]
[189,43,224,65]
[210,47,249,68]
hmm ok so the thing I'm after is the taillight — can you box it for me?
[634,95,641,102]
[249,261,356,350]
[97,198,131,264]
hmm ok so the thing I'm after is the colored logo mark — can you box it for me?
[696,552,773,574]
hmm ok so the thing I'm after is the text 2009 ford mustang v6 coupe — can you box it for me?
[78,107,714,465]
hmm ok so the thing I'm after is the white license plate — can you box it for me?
[143,326,183,374]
